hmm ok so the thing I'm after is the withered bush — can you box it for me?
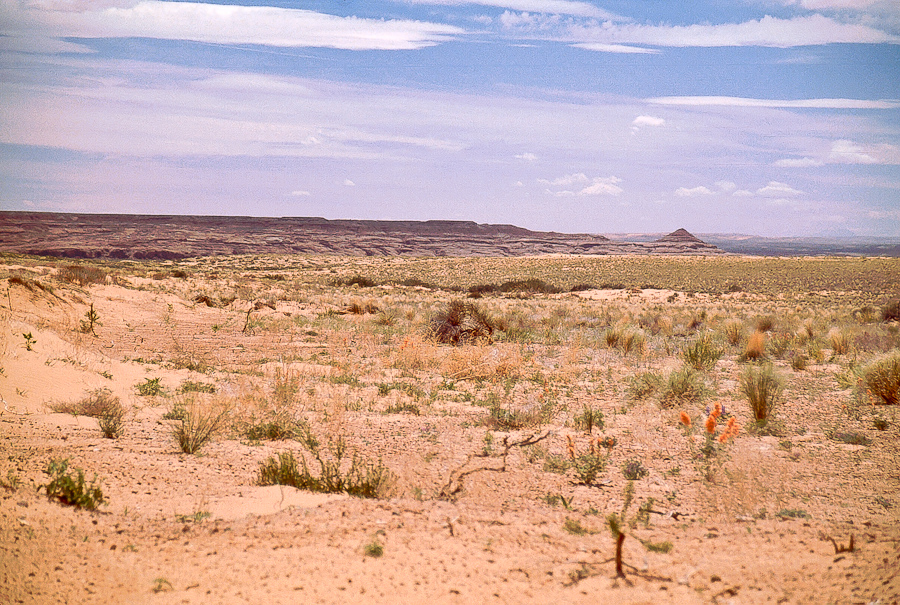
[429,300,495,345]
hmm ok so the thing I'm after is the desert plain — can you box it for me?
[1,251,899,604]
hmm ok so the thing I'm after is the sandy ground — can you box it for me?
[1,259,899,604]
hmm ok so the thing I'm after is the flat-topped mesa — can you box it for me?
[0,212,723,259]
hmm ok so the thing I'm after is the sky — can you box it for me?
[1,0,899,237]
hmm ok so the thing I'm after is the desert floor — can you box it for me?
[1,254,899,604]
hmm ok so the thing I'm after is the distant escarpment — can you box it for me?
[0,212,723,259]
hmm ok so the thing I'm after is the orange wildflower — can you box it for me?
[711,403,722,419]
[679,411,691,427]
[705,415,717,434]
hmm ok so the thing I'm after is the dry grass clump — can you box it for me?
[828,328,853,356]
[440,344,522,381]
[722,319,744,346]
[50,388,127,439]
[429,300,495,345]
[740,363,783,426]
[741,330,766,361]
[167,394,232,454]
[58,264,108,286]
[862,350,900,405]
[390,335,440,372]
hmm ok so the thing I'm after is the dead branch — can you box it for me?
[439,430,550,499]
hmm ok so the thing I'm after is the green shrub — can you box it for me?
[681,332,723,371]
[831,431,872,446]
[740,364,783,425]
[863,350,900,405]
[573,404,604,434]
[40,458,105,510]
[180,381,216,394]
[136,377,164,397]
[572,452,606,485]
[258,438,394,499]
[622,460,649,480]
[659,367,706,408]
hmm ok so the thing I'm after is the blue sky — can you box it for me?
[1,0,898,236]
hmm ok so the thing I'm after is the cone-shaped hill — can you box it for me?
[656,228,703,243]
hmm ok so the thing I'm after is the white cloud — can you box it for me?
[674,186,714,197]
[829,139,900,164]
[516,152,537,161]
[632,115,666,127]
[4,1,464,51]
[539,173,622,196]
[799,0,882,9]
[868,209,900,220]
[733,190,754,197]
[757,181,804,196]
[648,96,900,109]
[716,180,737,192]
[290,190,311,196]
[344,179,355,186]
[774,157,825,167]
[568,14,898,48]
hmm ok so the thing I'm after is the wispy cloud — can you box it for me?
[648,96,900,109]
[406,0,618,19]
[573,43,658,54]
[774,157,825,167]
[3,1,465,51]
[568,14,899,48]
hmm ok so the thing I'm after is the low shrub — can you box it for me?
[622,460,649,481]
[862,350,900,405]
[881,299,900,322]
[626,371,662,401]
[40,458,105,510]
[659,367,706,408]
[681,332,723,371]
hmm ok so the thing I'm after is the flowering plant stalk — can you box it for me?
[679,403,740,483]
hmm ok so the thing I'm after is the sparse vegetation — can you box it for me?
[659,366,706,407]
[136,377,164,397]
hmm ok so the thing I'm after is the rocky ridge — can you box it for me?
[0,212,723,259]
